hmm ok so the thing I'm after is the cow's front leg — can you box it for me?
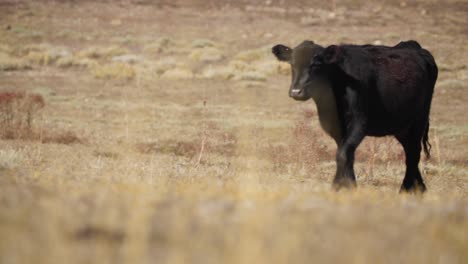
[333,126,365,190]
[332,87,366,190]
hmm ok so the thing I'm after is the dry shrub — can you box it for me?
[204,130,237,158]
[267,118,332,174]
[0,92,83,145]
[139,57,178,77]
[357,137,404,164]
[20,44,70,66]
[41,130,83,145]
[233,46,271,62]
[26,51,54,65]
[136,137,236,159]
[78,46,128,59]
[136,140,200,158]
[192,38,217,48]
[0,53,31,71]
[91,63,136,80]
[189,47,224,62]
[160,67,193,79]
[143,37,174,54]
[136,130,236,160]
[212,57,287,82]
[74,225,125,242]
[0,148,23,169]
[355,137,405,180]
[56,56,97,68]
[92,150,119,159]
[254,60,290,76]
[230,58,289,78]
[0,92,45,139]
[199,66,235,80]
[233,71,267,82]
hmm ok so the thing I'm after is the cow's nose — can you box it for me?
[290,88,302,97]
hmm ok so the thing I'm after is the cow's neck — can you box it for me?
[309,79,342,145]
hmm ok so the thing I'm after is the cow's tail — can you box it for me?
[422,120,431,159]
[420,47,437,160]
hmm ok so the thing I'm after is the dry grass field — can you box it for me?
[0,0,467,263]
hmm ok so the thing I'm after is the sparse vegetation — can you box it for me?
[91,63,136,80]
[0,53,31,71]
[41,130,84,145]
[267,118,332,175]
[0,92,84,145]
[190,46,224,62]
[191,38,217,48]
[56,56,97,68]
[234,46,271,62]
[20,44,70,66]
[160,67,194,79]
[0,148,22,169]
[0,92,45,139]
[143,37,175,54]
[0,1,466,264]
[78,45,129,60]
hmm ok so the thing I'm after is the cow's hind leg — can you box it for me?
[396,133,427,193]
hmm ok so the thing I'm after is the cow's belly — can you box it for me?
[366,113,413,137]
[366,87,425,136]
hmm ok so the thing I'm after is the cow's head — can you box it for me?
[272,40,325,101]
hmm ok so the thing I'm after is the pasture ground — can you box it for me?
[0,1,467,263]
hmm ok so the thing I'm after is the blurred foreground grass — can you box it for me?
[1,170,467,264]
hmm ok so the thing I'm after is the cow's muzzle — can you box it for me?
[289,88,308,101]
[290,88,302,96]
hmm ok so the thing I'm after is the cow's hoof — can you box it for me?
[332,178,357,191]
[399,182,427,194]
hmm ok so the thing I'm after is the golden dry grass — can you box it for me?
[0,1,467,264]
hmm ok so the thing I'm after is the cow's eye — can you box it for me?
[311,55,323,67]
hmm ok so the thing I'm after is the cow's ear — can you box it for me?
[321,45,360,81]
[272,44,292,62]
[322,45,342,64]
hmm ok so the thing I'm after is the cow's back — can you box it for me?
[362,45,437,134]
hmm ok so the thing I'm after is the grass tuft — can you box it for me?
[56,56,97,68]
[91,63,136,79]
[233,46,272,62]
[0,53,31,71]
[266,118,332,175]
[192,38,216,48]
[143,37,174,54]
[41,130,84,145]
[78,45,129,60]
[20,44,70,66]
[0,148,23,169]
[160,67,194,79]
[189,47,224,62]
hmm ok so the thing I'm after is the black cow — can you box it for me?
[272,40,438,192]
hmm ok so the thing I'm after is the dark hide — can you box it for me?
[272,40,438,192]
